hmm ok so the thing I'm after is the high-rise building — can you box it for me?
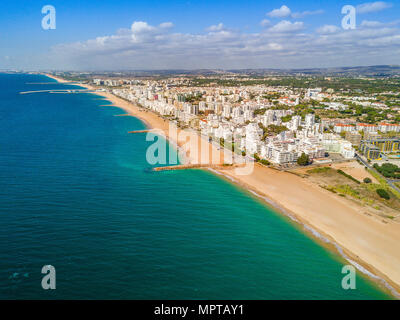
[192,104,199,115]
[305,114,315,127]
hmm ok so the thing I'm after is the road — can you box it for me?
[388,180,400,195]
[355,153,400,194]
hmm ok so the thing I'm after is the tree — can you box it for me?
[281,115,292,123]
[376,189,390,200]
[260,159,271,166]
[297,153,310,166]
[363,177,372,184]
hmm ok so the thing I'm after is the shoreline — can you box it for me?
[209,167,400,298]
[60,76,226,166]
[44,73,400,299]
[45,74,192,164]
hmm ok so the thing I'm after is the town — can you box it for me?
[50,70,400,210]
[81,73,400,170]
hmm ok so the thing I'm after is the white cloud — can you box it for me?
[291,9,324,19]
[357,1,393,14]
[268,43,283,50]
[131,21,155,34]
[268,20,304,33]
[267,5,291,18]
[317,25,340,34]
[361,20,383,27]
[207,23,225,32]
[159,22,174,29]
[49,19,400,70]
[260,19,270,27]
[361,19,400,28]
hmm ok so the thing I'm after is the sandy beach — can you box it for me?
[45,73,400,298]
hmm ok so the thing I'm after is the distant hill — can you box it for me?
[227,65,400,77]
[114,65,400,77]
[39,65,400,78]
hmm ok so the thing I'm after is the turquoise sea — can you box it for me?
[0,74,391,299]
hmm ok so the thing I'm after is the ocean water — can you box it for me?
[0,73,391,299]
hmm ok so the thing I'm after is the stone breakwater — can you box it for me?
[153,164,245,171]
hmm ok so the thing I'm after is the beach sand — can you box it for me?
[45,73,400,298]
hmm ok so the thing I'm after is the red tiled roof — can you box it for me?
[357,123,377,127]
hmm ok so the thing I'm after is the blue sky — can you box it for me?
[0,1,399,70]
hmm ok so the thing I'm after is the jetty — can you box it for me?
[20,89,98,95]
[128,130,154,134]
[26,82,81,85]
[154,163,245,171]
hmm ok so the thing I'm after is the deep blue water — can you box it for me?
[0,74,390,299]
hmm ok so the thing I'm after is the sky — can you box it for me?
[0,0,399,70]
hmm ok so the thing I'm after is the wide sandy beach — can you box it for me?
[45,73,400,298]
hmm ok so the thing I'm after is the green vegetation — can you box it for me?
[363,177,372,184]
[189,76,400,94]
[367,168,400,199]
[337,169,361,184]
[322,186,337,193]
[333,185,361,199]
[373,163,400,179]
[305,163,400,212]
[307,167,332,174]
[183,93,203,103]
[281,115,292,123]
[259,159,271,166]
[254,108,266,116]
[252,154,271,166]
[376,189,390,200]
[297,153,310,166]
[258,123,288,140]
[338,102,392,124]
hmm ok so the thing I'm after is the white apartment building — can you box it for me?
[305,114,315,127]
[356,123,378,132]
[223,105,232,118]
[290,115,302,131]
[320,134,355,159]
[305,88,322,99]
[333,124,356,133]
[378,123,400,133]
